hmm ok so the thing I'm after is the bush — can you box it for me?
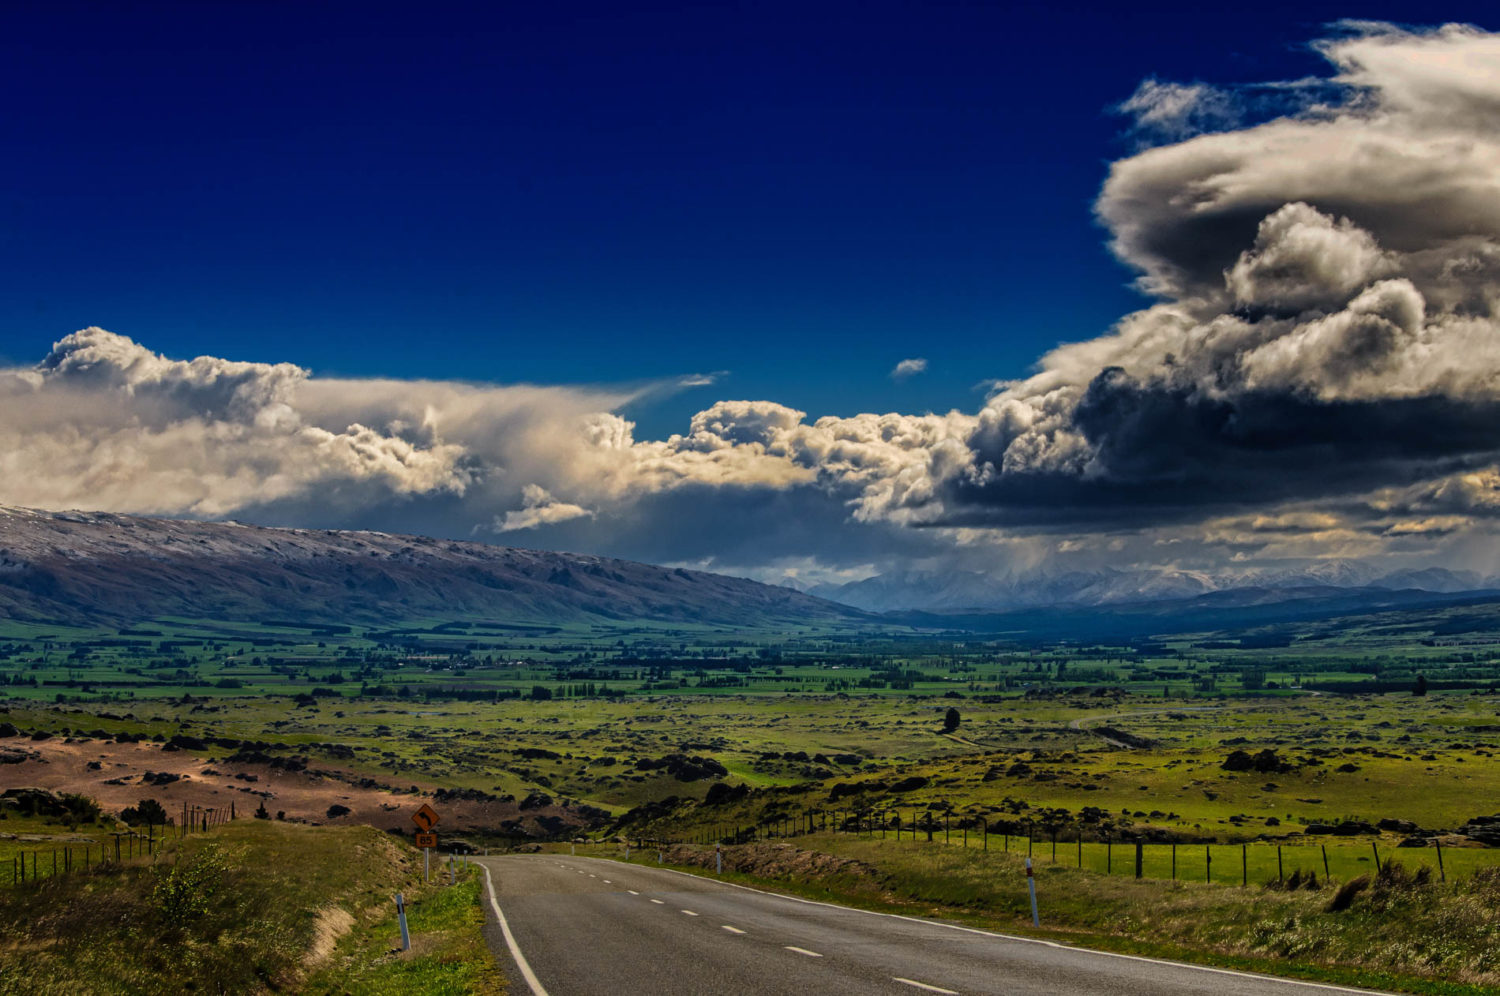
[154,844,229,929]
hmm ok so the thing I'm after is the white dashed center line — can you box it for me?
[681,910,699,916]
[627,890,639,895]
[602,880,611,884]
[650,899,665,905]
[721,925,746,935]
[894,979,958,995]
[785,946,822,958]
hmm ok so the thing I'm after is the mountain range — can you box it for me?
[800,565,1495,613]
[0,506,861,629]
[3,504,1498,641]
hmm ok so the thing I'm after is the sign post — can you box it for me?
[412,805,440,884]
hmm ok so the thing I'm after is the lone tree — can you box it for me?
[943,707,961,732]
[120,797,167,826]
[1414,674,1429,696]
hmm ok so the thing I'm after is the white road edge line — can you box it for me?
[624,861,1397,995]
[482,865,551,996]
[722,925,746,934]
[785,946,822,958]
[894,978,959,995]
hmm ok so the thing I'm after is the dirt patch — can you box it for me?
[0,737,593,837]
[303,906,355,969]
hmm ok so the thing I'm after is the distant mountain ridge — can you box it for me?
[806,564,1494,613]
[0,506,864,629]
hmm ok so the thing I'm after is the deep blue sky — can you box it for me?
[3,1,1493,437]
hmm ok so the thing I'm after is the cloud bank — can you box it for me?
[12,23,1500,582]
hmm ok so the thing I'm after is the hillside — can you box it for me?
[813,564,1496,613]
[0,506,863,629]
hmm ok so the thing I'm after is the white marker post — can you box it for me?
[1025,858,1040,926]
[395,893,411,951]
[716,844,723,876]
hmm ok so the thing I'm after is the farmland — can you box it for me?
[2,597,1500,844]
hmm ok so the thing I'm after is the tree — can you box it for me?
[943,707,961,732]
[121,797,167,826]
[1414,674,1428,696]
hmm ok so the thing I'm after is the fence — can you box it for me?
[660,807,1500,886]
[6,801,237,887]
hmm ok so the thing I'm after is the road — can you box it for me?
[476,853,1393,996]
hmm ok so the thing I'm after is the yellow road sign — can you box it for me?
[414,832,437,848]
[411,803,440,832]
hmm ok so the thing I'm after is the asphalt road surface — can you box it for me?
[476,854,1394,996]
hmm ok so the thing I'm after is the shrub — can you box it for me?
[153,844,229,929]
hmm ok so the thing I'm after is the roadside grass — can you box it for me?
[590,836,1500,995]
[303,864,504,996]
[0,820,496,995]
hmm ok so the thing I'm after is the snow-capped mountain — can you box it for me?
[811,563,1495,613]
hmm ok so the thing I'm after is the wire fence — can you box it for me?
[658,807,1500,886]
[5,801,237,887]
